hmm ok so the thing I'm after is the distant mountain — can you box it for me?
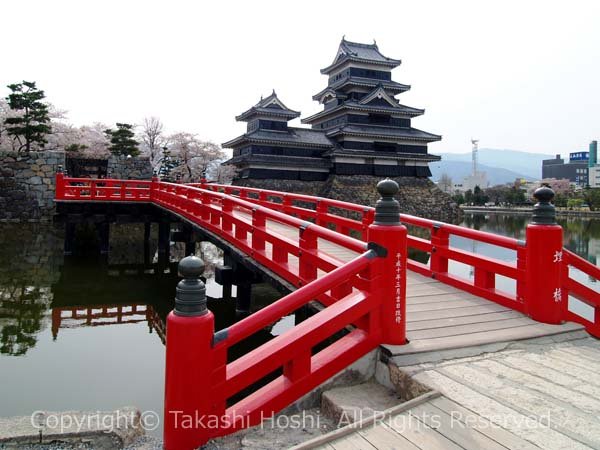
[430,161,533,186]
[431,148,554,184]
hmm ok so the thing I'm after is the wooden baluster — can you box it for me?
[272,242,288,265]
[200,191,210,222]
[516,243,527,303]
[430,224,449,277]
[331,281,352,302]
[316,201,327,227]
[90,180,96,199]
[282,195,292,215]
[210,196,221,226]
[474,267,495,290]
[251,208,266,253]
[299,226,318,283]
[283,351,311,382]
[221,198,233,233]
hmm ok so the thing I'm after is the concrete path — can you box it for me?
[395,331,600,450]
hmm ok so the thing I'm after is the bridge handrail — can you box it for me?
[562,249,600,336]
[215,251,373,349]
[156,182,368,255]
[155,178,406,449]
[197,182,521,250]
[199,182,523,309]
[54,174,600,449]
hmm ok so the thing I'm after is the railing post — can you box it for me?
[430,223,449,276]
[55,166,65,199]
[299,225,318,284]
[222,198,233,233]
[367,179,407,345]
[150,171,159,201]
[316,201,327,227]
[251,208,266,253]
[164,256,214,450]
[524,186,564,324]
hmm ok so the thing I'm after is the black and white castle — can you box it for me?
[223,38,441,182]
[222,38,459,222]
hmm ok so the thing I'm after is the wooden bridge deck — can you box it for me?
[240,211,582,356]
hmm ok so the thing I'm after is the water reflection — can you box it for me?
[0,222,285,432]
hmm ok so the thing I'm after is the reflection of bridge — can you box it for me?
[55,172,600,449]
[51,303,166,344]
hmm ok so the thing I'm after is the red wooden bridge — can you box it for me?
[54,171,600,450]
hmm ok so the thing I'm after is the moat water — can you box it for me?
[0,213,598,435]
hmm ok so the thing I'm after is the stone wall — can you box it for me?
[235,175,462,223]
[322,175,462,223]
[107,155,153,180]
[0,151,65,222]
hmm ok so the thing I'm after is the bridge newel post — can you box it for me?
[164,255,214,450]
[524,186,564,324]
[55,165,65,199]
[367,179,407,345]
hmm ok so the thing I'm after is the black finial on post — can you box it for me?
[174,256,207,316]
[57,165,63,173]
[374,179,401,225]
[531,185,556,225]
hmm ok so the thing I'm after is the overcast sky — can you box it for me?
[2,0,599,155]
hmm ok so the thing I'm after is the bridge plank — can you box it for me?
[407,317,536,340]
[405,310,524,331]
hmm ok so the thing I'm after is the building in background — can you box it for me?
[542,152,589,187]
[588,141,600,187]
[223,38,441,181]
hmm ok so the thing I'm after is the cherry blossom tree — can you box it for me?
[167,132,225,182]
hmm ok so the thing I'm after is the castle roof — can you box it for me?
[321,38,402,74]
[236,91,301,122]
[326,125,441,143]
[222,127,334,149]
[302,101,424,124]
[313,77,410,102]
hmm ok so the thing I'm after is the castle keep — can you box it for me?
[223,38,459,222]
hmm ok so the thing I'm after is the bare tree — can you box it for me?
[139,117,166,167]
[438,173,453,193]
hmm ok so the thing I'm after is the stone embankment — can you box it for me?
[0,151,152,222]
[107,155,153,180]
[235,175,462,223]
[0,151,65,222]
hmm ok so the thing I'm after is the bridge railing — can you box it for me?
[196,182,600,337]
[55,173,600,448]
[196,181,524,311]
[157,179,406,449]
[55,170,152,201]
[562,249,600,337]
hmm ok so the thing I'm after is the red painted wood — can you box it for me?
[56,176,600,445]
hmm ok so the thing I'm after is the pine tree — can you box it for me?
[104,123,140,156]
[4,81,52,152]
[157,146,179,180]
